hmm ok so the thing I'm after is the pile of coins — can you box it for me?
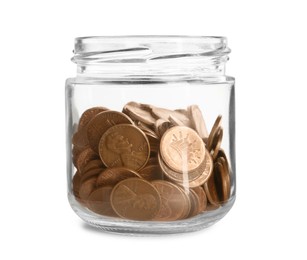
[71,102,231,221]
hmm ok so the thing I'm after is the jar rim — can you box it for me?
[73,35,229,56]
[75,35,227,42]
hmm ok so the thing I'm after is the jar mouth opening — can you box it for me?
[72,36,230,79]
[73,36,230,63]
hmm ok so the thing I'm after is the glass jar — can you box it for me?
[65,36,236,234]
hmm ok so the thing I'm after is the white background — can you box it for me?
[1,0,306,259]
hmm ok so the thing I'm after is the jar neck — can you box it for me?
[72,36,230,80]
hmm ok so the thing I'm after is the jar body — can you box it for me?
[66,76,236,234]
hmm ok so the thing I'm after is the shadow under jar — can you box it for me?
[65,36,236,234]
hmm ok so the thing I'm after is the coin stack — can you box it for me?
[71,102,231,221]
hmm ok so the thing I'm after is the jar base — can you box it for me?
[68,193,235,235]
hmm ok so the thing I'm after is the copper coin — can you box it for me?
[146,133,160,154]
[187,149,213,188]
[152,180,190,221]
[187,105,209,139]
[203,164,220,206]
[123,102,157,126]
[216,149,229,165]
[138,165,164,181]
[72,127,89,148]
[160,126,205,173]
[210,127,223,160]
[136,121,157,137]
[168,115,185,126]
[158,149,213,188]
[154,119,172,138]
[147,156,159,165]
[80,168,103,184]
[96,167,141,187]
[207,115,222,151]
[86,186,117,217]
[99,124,150,171]
[151,107,191,127]
[158,153,202,183]
[87,111,133,153]
[192,186,207,212]
[78,107,109,130]
[72,145,87,167]
[72,171,81,198]
[76,148,99,172]
[79,177,97,200]
[111,178,161,221]
[81,159,104,174]
[206,203,220,211]
[176,186,192,219]
[214,158,231,202]
[187,189,201,218]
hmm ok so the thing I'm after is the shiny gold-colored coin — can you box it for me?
[87,111,133,153]
[111,178,161,221]
[87,186,117,217]
[99,124,150,171]
[158,148,213,188]
[138,164,164,181]
[96,167,141,187]
[152,180,190,221]
[160,126,206,173]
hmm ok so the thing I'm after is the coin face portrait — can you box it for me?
[99,124,150,171]
[106,131,133,154]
